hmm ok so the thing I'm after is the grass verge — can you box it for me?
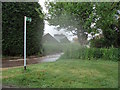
[2,59,118,88]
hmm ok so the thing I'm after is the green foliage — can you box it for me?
[46,2,120,47]
[3,59,118,88]
[88,2,120,47]
[46,2,93,45]
[61,46,119,61]
[2,2,44,56]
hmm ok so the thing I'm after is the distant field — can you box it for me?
[2,59,118,88]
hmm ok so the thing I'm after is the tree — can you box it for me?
[46,2,120,47]
[45,2,93,45]
[2,2,44,56]
[91,2,120,47]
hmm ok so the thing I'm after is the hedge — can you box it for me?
[2,2,44,56]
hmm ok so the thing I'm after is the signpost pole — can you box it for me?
[24,16,26,70]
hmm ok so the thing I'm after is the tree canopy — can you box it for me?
[45,2,120,47]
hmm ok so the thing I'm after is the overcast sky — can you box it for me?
[38,0,77,41]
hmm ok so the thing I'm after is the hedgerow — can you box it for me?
[2,2,44,56]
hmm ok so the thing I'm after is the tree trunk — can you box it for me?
[77,27,87,46]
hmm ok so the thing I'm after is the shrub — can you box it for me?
[61,45,119,61]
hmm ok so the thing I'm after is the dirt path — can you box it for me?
[2,53,63,68]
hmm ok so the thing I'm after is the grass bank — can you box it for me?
[2,59,118,88]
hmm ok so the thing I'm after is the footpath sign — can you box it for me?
[24,16,32,70]
[26,17,32,22]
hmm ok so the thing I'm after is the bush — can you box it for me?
[61,45,119,61]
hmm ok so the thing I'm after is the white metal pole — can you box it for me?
[24,16,26,70]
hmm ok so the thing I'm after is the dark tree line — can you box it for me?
[2,2,44,56]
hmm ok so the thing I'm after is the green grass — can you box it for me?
[2,59,118,88]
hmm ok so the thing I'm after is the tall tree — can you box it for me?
[46,2,93,45]
[46,2,120,47]
[2,2,44,56]
[89,2,120,47]
[98,2,120,47]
